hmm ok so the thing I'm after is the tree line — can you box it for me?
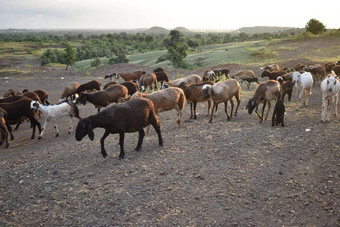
[0,18,330,69]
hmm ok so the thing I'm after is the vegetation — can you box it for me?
[0,20,339,71]
[305,18,326,35]
[165,30,189,68]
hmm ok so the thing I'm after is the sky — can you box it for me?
[1,0,340,30]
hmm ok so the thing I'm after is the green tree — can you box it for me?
[305,18,326,34]
[165,30,188,68]
[64,43,76,70]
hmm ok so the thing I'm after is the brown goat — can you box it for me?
[104,81,139,96]
[60,82,80,100]
[261,70,287,80]
[115,71,146,81]
[246,80,281,122]
[76,84,128,112]
[179,81,214,119]
[139,73,158,92]
[0,97,42,140]
[75,80,102,94]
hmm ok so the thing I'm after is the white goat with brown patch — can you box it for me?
[201,79,241,123]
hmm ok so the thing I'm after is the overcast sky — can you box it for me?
[1,0,340,30]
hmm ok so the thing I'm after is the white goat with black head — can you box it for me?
[31,100,81,139]
[320,72,340,122]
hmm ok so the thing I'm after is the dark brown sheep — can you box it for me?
[75,98,163,159]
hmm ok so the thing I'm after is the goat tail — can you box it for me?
[178,92,186,110]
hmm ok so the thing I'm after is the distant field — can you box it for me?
[1,31,340,73]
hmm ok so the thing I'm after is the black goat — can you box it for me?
[241,77,259,89]
[75,98,163,159]
[272,99,285,127]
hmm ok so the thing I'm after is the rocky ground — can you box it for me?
[0,62,339,226]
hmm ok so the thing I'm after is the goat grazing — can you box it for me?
[60,82,80,101]
[292,71,313,107]
[139,73,158,92]
[240,77,259,89]
[320,74,340,121]
[261,70,287,80]
[130,87,186,127]
[231,70,255,79]
[162,74,202,88]
[31,100,81,139]
[104,81,139,96]
[153,67,165,73]
[201,79,241,123]
[179,81,214,119]
[213,68,230,81]
[202,70,216,82]
[260,64,280,73]
[76,84,128,112]
[246,80,281,122]
[3,89,17,98]
[75,80,102,94]
[272,99,285,127]
[114,71,146,81]
[154,71,169,88]
[75,98,163,159]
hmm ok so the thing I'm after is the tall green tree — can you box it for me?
[305,18,326,34]
[165,30,188,68]
[64,43,76,70]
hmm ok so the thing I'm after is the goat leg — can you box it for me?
[265,101,271,120]
[193,102,197,120]
[38,118,48,140]
[54,119,59,137]
[100,131,110,158]
[135,129,145,152]
[209,102,216,123]
[190,103,194,119]
[230,99,234,120]
[260,101,267,123]
[118,132,125,159]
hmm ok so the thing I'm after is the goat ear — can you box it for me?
[88,123,94,141]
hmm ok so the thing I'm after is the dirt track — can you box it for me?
[0,63,339,226]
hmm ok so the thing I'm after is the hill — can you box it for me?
[234,26,300,34]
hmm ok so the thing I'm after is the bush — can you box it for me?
[91,57,101,67]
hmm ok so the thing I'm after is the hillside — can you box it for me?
[234,26,301,34]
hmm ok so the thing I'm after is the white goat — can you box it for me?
[320,73,340,121]
[292,71,313,107]
[31,101,81,139]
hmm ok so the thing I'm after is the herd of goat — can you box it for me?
[0,62,339,159]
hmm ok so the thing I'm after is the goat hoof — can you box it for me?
[118,156,124,160]
[38,136,42,140]
[102,152,107,158]
[234,113,238,116]
[135,148,141,152]
[159,143,163,147]
[55,133,59,137]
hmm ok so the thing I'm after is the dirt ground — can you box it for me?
[0,62,339,226]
